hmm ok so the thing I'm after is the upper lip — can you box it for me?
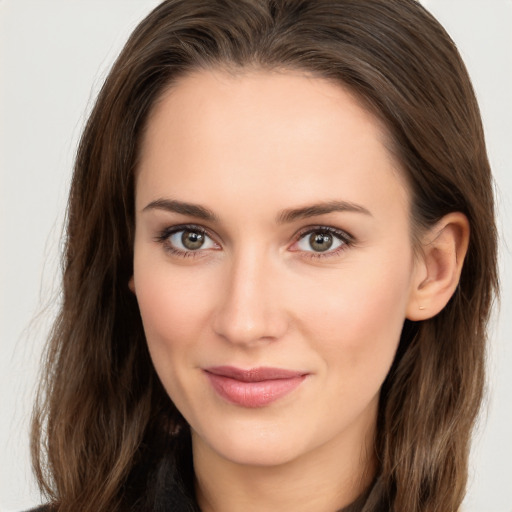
[204,366,307,382]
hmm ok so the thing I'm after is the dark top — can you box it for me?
[28,478,385,512]
[28,431,387,512]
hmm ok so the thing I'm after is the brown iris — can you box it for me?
[182,230,205,250]
[309,232,333,252]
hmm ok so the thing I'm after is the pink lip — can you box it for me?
[204,366,308,408]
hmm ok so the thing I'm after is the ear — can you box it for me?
[128,276,136,294]
[406,212,469,321]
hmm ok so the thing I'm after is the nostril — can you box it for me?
[212,299,289,346]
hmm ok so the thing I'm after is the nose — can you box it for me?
[212,247,289,347]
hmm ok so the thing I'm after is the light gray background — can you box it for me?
[1,1,511,511]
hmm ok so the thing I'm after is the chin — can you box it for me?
[192,420,311,468]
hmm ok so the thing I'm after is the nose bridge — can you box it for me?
[213,243,287,345]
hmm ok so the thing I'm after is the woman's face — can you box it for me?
[132,69,421,467]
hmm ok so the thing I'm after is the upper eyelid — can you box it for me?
[159,223,352,236]
[159,223,217,240]
[294,225,353,241]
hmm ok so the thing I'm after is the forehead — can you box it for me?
[136,68,409,221]
[140,68,389,162]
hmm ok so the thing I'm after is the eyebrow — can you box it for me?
[142,198,371,223]
[142,198,218,221]
[276,200,372,223]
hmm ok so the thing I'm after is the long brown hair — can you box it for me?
[31,1,498,511]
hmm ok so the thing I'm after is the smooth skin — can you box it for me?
[130,69,469,512]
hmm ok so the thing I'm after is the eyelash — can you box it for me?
[155,224,354,260]
[155,224,217,258]
[292,226,353,259]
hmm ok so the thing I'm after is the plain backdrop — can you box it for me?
[1,1,511,511]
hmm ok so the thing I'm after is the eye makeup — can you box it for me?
[154,223,355,261]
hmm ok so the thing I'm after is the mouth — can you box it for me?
[203,366,308,408]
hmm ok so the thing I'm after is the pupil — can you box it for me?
[310,232,333,252]
[182,230,204,250]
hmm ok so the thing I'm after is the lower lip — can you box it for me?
[205,372,306,408]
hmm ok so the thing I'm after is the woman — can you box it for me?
[30,1,498,511]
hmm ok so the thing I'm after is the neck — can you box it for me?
[192,420,377,512]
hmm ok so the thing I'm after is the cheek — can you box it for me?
[133,259,216,356]
[133,259,220,414]
[294,251,414,372]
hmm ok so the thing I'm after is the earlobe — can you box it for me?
[128,276,136,294]
[406,212,469,321]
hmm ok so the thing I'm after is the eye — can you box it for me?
[292,227,352,255]
[157,225,219,256]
